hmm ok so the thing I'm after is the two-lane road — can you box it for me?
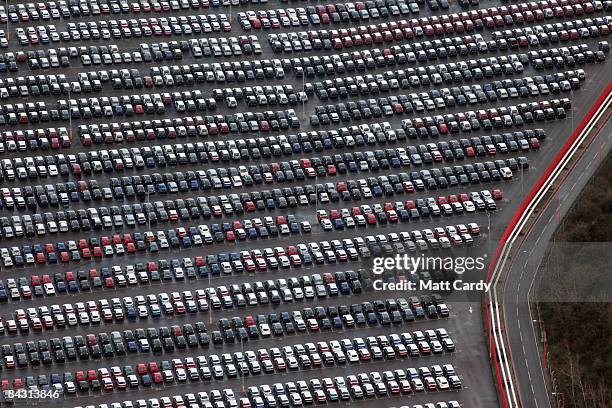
[502,107,612,408]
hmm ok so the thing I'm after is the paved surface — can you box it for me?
[501,110,612,408]
[0,1,610,407]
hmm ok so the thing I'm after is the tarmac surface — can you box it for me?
[0,1,610,407]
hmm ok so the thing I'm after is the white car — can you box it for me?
[259,323,271,336]
[463,201,476,212]
[436,376,450,390]
[500,166,513,179]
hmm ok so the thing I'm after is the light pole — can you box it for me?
[301,74,305,120]
[240,336,245,392]
[208,269,212,324]
[147,191,151,231]
[68,86,73,140]
[520,163,524,195]
[5,0,8,43]
[532,319,549,368]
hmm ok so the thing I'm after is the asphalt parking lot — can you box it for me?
[0,0,610,407]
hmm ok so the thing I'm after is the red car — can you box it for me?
[87,370,97,381]
[402,181,414,192]
[492,189,503,200]
[366,214,377,224]
[152,372,163,384]
[102,378,113,391]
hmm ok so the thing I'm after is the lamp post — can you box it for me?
[68,87,73,140]
[5,0,9,43]
[532,319,549,368]
[240,336,245,392]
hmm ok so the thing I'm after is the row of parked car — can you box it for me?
[0,212,308,261]
[311,77,572,126]
[0,173,315,229]
[0,247,357,302]
[201,225,481,277]
[0,150,522,223]
[4,329,455,399]
[2,287,439,343]
[2,0,245,23]
[70,83,550,143]
[0,159,520,230]
[0,254,205,300]
[311,65,583,103]
[76,362,461,408]
[319,190,498,230]
[0,88,301,124]
[238,0,422,31]
[47,42,596,102]
[0,226,471,297]
[269,8,608,54]
[0,216,479,271]
[3,10,608,74]
[1,270,362,343]
[2,104,541,174]
[12,120,528,177]
[526,41,608,69]
[0,53,295,102]
[0,153,518,218]
[8,5,600,72]
[0,128,535,187]
[245,0,600,33]
[0,127,70,153]
[15,13,232,46]
[291,27,606,83]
